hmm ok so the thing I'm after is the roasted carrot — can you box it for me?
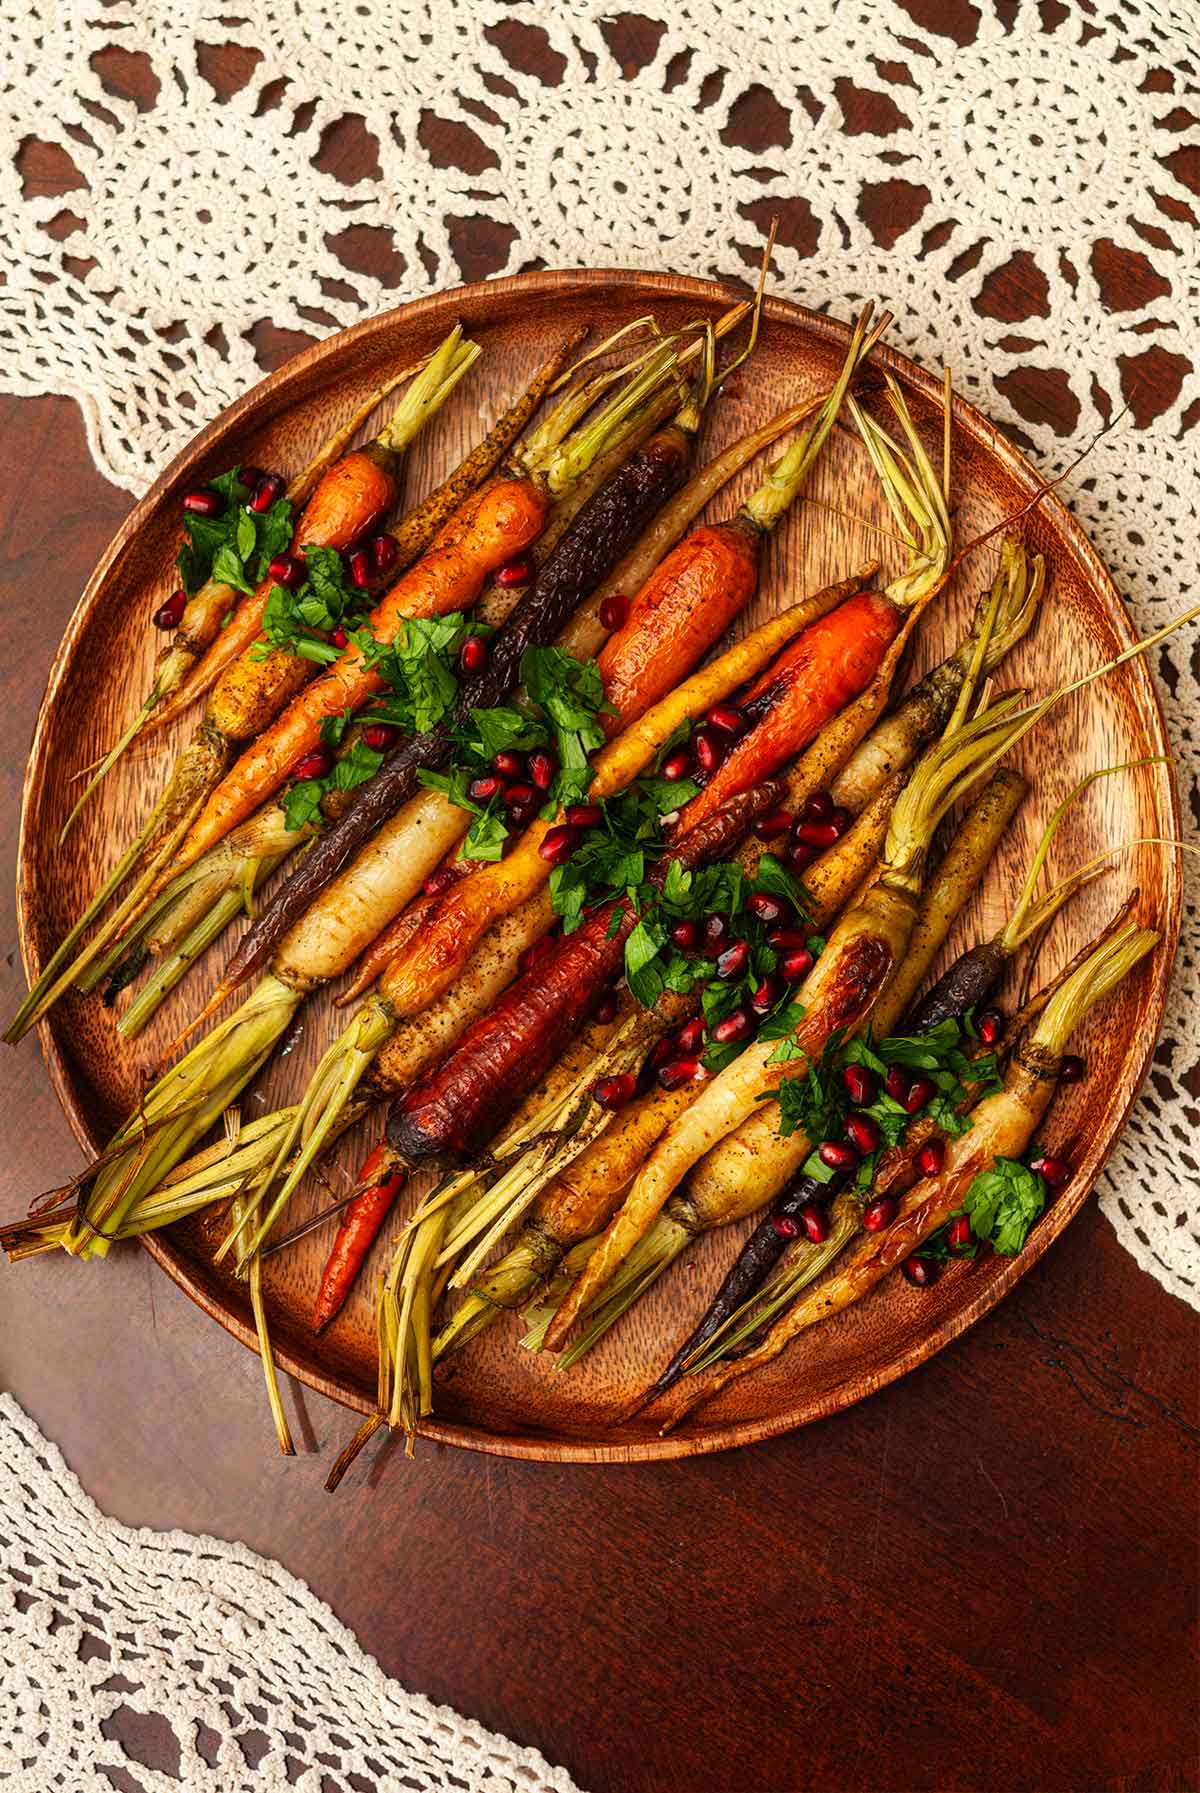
[210,337,697,994]
[661,922,1158,1429]
[5,326,484,1044]
[170,476,551,870]
[312,1144,406,1333]
[62,365,429,836]
[387,781,784,1169]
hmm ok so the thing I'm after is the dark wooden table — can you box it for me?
[4,38,1198,1793]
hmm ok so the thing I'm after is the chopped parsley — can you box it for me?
[418,644,616,861]
[770,1015,1003,1190]
[920,1156,1047,1262]
[177,466,293,599]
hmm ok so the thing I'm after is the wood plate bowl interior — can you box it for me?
[17,270,1180,1463]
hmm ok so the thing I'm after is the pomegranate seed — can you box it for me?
[716,940,750,981]
[750,974,782,1016]
[948,1214,974,1254]
[747,891,787,925]
[842,1063,875,1107]
[362,722,398,750]
[249,473,285,513]
[237,464,266,490]
[916,1138,945,1177]
[347,547,372,589]
[538,824,579,865]
[862,1195,896,1233]
[706,704,744,737]
[423,866,456,898]
[493,749,526,779]
[713,1007,753,1045]
[291,748,330,781]
[370,533,398,576]
[593,1072,636,1111]
[803,790,834,822]
[496,554,534,588]
[772,1213,801,1239]
[676,1018,706,1055]
[1059,1054,1085,1084]
[331,628,350,649]
[153,589,186,630]
[649,1037,677,1070]
[901,1254,937,1287]
[977,1009,1005,1047]
[902,1075,936,1115]
[505,782,536,809]
[829,808,852,837]
[845,1113,881,1155]
[529,750,556,790]
[594,990,619,1024]
[468,774,503,803]
[693,726,725,776]
[767,926,808,951]
[703,913,729,949]
[1030,1153,1071,1189]
[754,808,793,841]
[183,488,224,518]
[598,592,628,631]
[795,819,839,849]
[885,1066,909,1103]
[670,920,699,950]
[518,936,556,975]
[788,842,817,871]
[268,553,304,589]
[799,1202,830,1243]
[657,1057,706,1091]
[818,1139,858,1172]
[661,749,693,782]
[565,803,602,829]
[459,635,488,675]
[780,948,814,983]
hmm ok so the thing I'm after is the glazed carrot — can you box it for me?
[312,1144,406,1333]
[168,476,551,874]
[376,569,870,1023]
[387,781,784,1169]
[63,364,429,834]
[662,923,1158,1430]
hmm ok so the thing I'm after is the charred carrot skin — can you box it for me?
[387,780,784,1168]
[312,1143,405,1332]
[221,422,697,994]
[677,587,902,833]
[595,517,761,732]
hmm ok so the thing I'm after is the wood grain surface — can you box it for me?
[2,42,1197,1793]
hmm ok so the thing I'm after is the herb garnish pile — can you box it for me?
[176,467,293,599]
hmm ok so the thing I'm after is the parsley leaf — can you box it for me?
[176,466,294,600]
[962,1157,1047,1255]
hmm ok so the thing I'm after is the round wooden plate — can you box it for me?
[18,270,1180,1463]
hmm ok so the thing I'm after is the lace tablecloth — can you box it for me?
[0,1394,583,1793]
[0,4,1195,1786]
[4,0,1194,1304]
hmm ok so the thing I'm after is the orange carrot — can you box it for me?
[674,587,905,834]
[312,1142,405,1332]
[148,456,411,736]
[594,519,761,734]
[169,477,551,875]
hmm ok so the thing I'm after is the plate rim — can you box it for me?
[18,266,1182,1463]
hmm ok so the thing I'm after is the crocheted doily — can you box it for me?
[0,1394,583,1793]
[1,0,1195,1303]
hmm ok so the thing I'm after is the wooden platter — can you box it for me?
[17,270,1180,1463]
